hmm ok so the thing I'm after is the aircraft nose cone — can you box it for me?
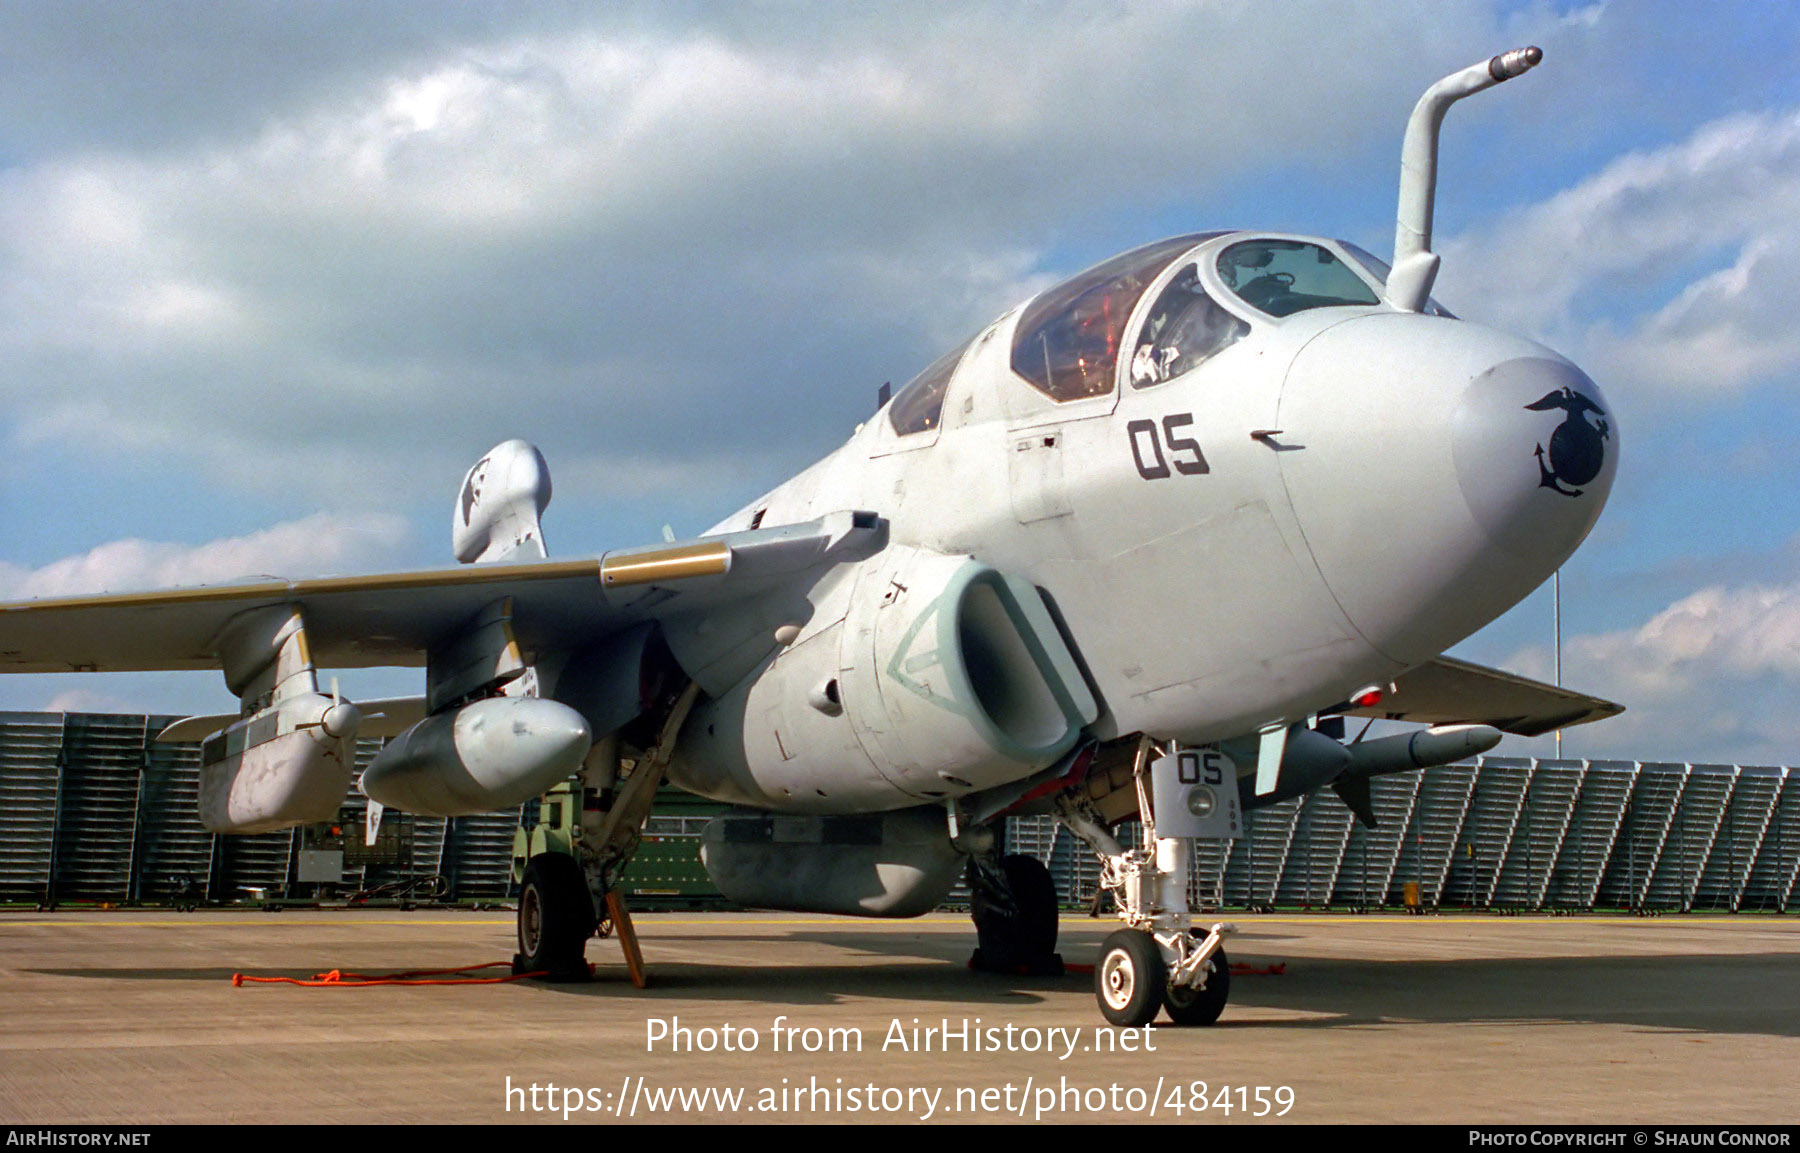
[1452,356,1616,566]
[1278,314,1618,665]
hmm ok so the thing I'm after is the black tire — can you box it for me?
[518,854,597,979]
[969,854,1060,973]
[1000,854,1059,957]
[1163,944,1230,1026]
[1095,929,1165,1027]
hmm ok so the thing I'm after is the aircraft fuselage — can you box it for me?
[690,231,1614,809]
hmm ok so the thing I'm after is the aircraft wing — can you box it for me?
[1338,655,1623,737]
[0,511,883,679]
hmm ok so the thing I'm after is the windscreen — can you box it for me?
[1216,239,1381,318]
[1337,240,1456,318]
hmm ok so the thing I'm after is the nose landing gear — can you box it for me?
[1159,930,1232,1026]
[1058,738,1240,1026]
[1093,920,1235,1028]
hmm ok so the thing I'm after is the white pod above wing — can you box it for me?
[453,439,552,564]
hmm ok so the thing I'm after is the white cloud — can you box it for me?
[1,5,1514,512]
[1505,580,1800,764]
[40,687,151,715]
[1581,582,1800,687]
[1439,107,1800,396]
[17,2,1795,757]
[0,512,412,599]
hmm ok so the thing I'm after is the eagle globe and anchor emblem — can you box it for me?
[1526,387,1610,497]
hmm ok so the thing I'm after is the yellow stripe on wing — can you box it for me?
[600,542,731,587]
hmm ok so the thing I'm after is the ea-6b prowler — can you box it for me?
[0,48,1620,1025]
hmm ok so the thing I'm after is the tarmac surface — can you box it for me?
[1,908,1796,1125]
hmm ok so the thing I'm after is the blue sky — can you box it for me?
[2,2,1798,764]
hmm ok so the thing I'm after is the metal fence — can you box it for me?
[1,714,1794,912]
[0,713,519,905]
[1007,757,1797,913]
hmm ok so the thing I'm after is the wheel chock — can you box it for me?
[606,890,647,989]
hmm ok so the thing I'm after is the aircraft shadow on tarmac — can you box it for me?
[539,933,1800,1038]
[25,928,1799,1038]
[1213,952,1800,1039]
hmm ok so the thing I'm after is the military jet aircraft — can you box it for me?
[0,47,1620,1026]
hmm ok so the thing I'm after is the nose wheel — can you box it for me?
[1163,943,1230,1026]
[1096,929,1165,1027]
[1095,928,1232,1027]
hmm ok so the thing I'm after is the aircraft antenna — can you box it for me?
[1390,46,1542,312]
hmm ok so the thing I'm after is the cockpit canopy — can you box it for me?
[1008,233,1220,403]
[1129,262,1249,389]
[1001,231,1401,407]
[888,335,974,437]
[887,231,1433,435]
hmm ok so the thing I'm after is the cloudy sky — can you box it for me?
[2,1,1797,765]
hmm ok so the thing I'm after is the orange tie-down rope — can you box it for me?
[232,961,585,987]
[235,894,647,990]
[1230,962,1286,976]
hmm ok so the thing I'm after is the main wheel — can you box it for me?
[517,854,597,980]
[969,854,1061,974]
[999,854,1059,957]
[1163,944,1230,1026]
[1095,929,1165,1027]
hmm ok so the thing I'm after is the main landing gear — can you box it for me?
[511,682,701,986]
[967,853,1064,976]
[516,853,596,980]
